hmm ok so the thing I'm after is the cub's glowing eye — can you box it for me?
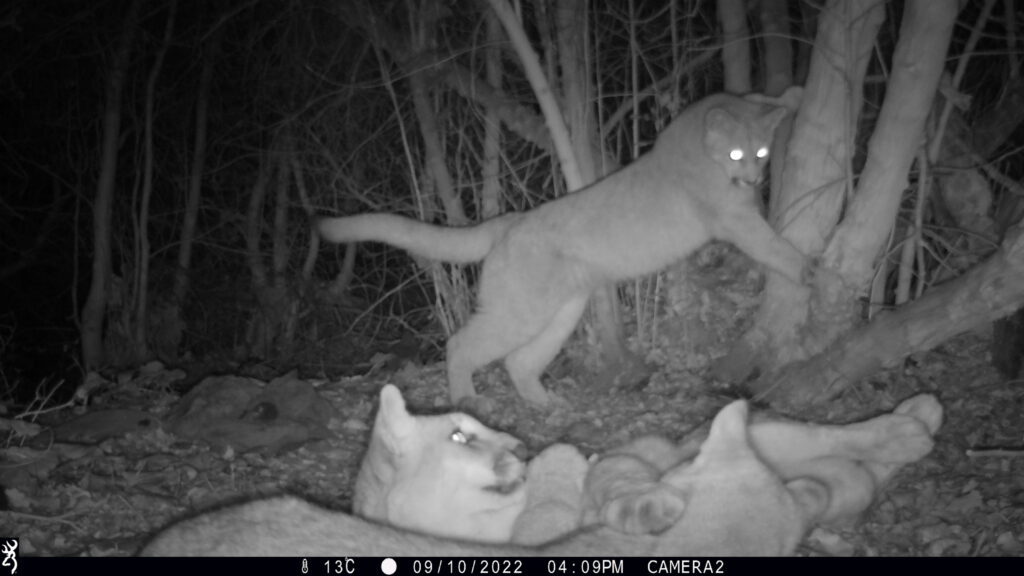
[756,146,769,159]
[450,430,470,444]
[729,149,744,161]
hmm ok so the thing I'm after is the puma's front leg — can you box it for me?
[719,208,809,286]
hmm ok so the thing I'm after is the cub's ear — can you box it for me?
[375,384,414,439]
[744,86,804,112]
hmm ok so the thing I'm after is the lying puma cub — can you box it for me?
[354,385,942,543]
[141,394,827,556]
[352,384,528,543]
[584,393,943,532]
[318,89,810,407]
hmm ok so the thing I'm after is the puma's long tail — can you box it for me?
[317,213,518,263]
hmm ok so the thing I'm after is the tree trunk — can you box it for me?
[133,0,176,362]
[717,0,751,94]
[244,159,271,357]
[80,2,139,371]
[714,0,885,384]
[175,27,216,304]
[759,0,793,96]
[750,0,962,404]
[717,0,963,406]
[272,132,297,350]
[822,0,959,291]
[480,10,504,220]
[408,70,467,226]
[408,1,466,226]
[760,223,1024,409]
[485,0,582,190]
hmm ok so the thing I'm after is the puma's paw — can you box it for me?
[862,395,942,464]
[511,382,571,411]
[894,393,943,436]
[600,484,687,535]
[521,389,571,412]
[456,394,499,417]
[860,414,935,464]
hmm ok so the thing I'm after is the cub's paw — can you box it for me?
[861,395,942,464]
[856,414,934,464]
[600,484,687,535]
[456,394,499,418]
[894,394,943,435]
[517,386,571,412]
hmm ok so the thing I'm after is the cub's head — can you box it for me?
[649,400,829,556]
[703,99,790,189]
[352,385,528,543]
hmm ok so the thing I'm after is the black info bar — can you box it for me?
[17,555,1022,576]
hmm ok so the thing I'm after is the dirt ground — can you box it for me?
[1,329,1022,557]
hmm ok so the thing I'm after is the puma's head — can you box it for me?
[703,104,788,189]
[648,400,830,556]
[352,385,528,543]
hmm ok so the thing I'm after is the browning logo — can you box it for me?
[0,538,16,575]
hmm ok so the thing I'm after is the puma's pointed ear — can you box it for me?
[776,85,803,111]
[693,400,751,464]
[705,107,737,133]
[762,106,790,133]
[744,86,803,112]
[375,384,414,440]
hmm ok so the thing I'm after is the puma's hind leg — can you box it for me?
[446,242,591,408]
[749,405,936,471]
[445,290,584,408]
[446,311,535,406]
[750,395,943,525]
[504,296,588,407]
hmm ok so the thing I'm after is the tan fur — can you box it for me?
[352,385,527,543]
[509,443,590,545]
[318,90,810,407]
[588,394,943,529]
[140,399,824,556]
[357,389,941,542]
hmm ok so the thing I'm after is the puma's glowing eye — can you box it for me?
[729,149,744,161]
[756,146,769,159]
[450,430,470,444]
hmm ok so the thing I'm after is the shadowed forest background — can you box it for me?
[1,0,1023,557]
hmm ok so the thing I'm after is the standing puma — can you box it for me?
[319,90,810,407]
